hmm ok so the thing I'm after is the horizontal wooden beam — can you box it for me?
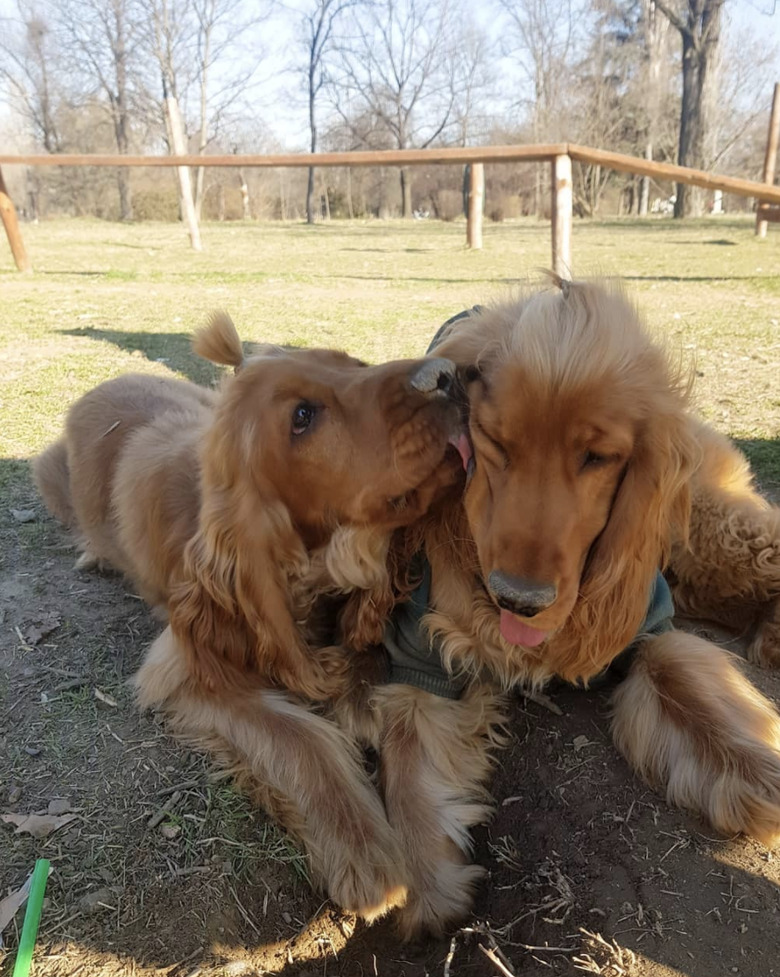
[0,144,568,170]
[567,144,780,206]
[2,142,779,205]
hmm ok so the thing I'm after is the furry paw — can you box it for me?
[747,598,780,669]
[395,862,486,940]
[74,546,100,571]
[613,631,780,847]
[326,851,409,922]
[277,644,351,701]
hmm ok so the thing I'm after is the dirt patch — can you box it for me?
[2,464,780,977]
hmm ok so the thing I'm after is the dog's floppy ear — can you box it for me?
[566,396,699,678]
[168,437,346,699]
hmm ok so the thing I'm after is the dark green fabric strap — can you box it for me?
[426,306,483,355]
[382,554,468,700]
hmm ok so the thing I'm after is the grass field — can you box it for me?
[2,215,779,489]
[1,216,780,977]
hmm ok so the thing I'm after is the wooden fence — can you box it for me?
[2,142,780,274]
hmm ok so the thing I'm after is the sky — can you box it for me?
[1,0,779,153]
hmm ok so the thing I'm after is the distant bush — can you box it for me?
[133,190,180,221]
[488,194,523,222]
[432,189,463,222]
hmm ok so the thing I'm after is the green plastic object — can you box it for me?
[12,859,50,977]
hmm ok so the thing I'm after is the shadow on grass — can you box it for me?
[61,327,220,385]
[735,436,780,499]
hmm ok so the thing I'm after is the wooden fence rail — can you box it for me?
[1,142,778,274]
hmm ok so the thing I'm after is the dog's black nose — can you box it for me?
[488,571,557,618]
[409,358,456,396]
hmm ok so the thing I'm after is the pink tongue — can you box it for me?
[450,432,473,472]
[500,610,549,647]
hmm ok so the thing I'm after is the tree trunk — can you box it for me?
[400,167,412,218]
[346,167,354,219]
[674,0,722,218]
[639,142,652,216]
[306,61,317,224]
[113,7,133,221]
[117,168,132,221]
[238,168,250,220]
[306,167,316,223]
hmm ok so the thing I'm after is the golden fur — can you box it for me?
[668,418,780,667]
[354,279,780,934]
[34,313,466,919]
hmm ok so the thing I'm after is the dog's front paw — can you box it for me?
[747,598,780,669]
[326,849,409,922]
[395,862,485,940]
[612,631,780,847]
[277,645,351,701]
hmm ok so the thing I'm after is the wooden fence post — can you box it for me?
[551,154,572,276]
[0,166,31,272]
[466,162,484,249]
[757,83,780,238]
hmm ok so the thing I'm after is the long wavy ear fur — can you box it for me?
[553,355,699,683]
[168,486,321,693]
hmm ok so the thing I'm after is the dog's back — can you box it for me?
[35,373,215,602]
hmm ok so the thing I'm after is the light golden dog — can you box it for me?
[336,278,780,936]
[34,314,466,920]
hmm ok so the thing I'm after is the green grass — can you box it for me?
[1,215,778,488]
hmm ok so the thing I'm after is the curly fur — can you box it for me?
[669,419,780,667]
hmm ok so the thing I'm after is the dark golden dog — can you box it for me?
[34,313,465,920]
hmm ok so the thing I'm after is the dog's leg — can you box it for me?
[135,628,409,920]
[32,439,74,528]
[611,630,780,846]
[376,683,504,938]
[670,424,780,666]
[748,597,780,669]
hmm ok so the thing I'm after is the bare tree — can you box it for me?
[0,3,65,154]
[654,0,725,216]
[299,0,354,223]
[496,0,581,215]
[55,0,145,220]
[330,0,466,217]
[190,0,270,220]
[638,0,673,214]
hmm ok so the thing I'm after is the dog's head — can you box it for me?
[205,344,466,544]
[172,316,466,697]
[435,279,698,681]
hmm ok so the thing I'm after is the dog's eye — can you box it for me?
[292,402,316,436]
[582,450,607,470]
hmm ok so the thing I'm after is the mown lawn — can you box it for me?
[2,216,779,472]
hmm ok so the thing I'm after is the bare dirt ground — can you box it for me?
[2,218,780,976]
[3,482,780,977]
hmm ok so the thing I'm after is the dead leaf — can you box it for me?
[93,688,118,708]
[2,811,78,839]
[23,612,61,647]
[10,509,37,523]
[0,876,31,946]
[572,735,592,752]
[47,799,72,816]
